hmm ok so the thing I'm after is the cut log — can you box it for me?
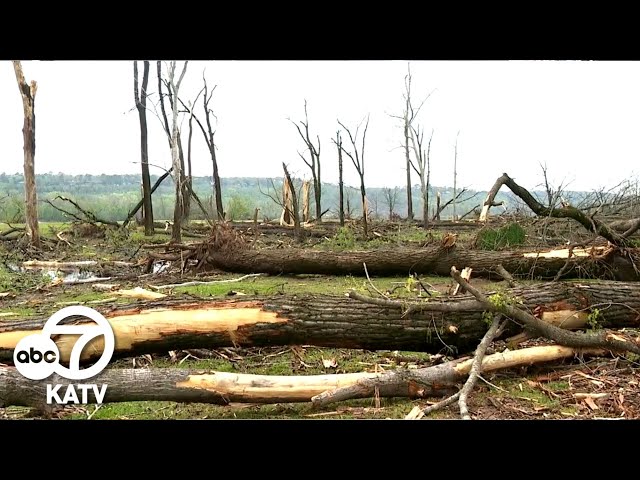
[203,245,639,281]
[1,281,639,363]
[0,345,603,410]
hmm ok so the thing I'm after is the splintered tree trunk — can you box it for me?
[302,180,311,223]
[201,245,639,281]
[13,61,40,248]
[1,281,639,364]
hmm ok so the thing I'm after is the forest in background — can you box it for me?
[0,172,582,223]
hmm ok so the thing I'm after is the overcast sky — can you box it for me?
[1,60,638,192]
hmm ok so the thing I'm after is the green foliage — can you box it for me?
[482,311,494,326]
[325,226,357,250]
[476,222,526,250]
[225,195,253,221]
[587,308,602,330]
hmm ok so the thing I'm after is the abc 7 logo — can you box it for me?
[14,306,115,381]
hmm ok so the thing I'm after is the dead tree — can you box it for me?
[166,61,188,242]
[133,61,154,235]
[338,116,370,237]
[156,61,190,226]
[12,61,40,248]
[409,126,433,229]
[452,130,460,220]
[283,163,302,242]
[291,100,322,222]
[302,180,311,223]
[176,76,224,221]
[388,63,434,223]
[382,187,400,221]
[280,176,294,226]
[333,130,345,226]
[259,172,304,243]
[202,78,224,221]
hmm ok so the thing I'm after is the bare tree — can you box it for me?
[452,130,460,221]
[157,61,190,224]
[337,115,370,237]
[166,61,188,242]
[388,63,434,223]
[290,100,322,222]
[177,74,224,221]
[133,61,153,235]
[409,126,433,229]
[12,61,40,248]
[333,130,345,226]
[382,187,400,221]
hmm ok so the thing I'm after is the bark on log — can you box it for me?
[0,345,602,410]
[1,281,639,362]
[204,245,640,281]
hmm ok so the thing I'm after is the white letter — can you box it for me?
[76,384,90,404]
[93,384,108,404]
[62,385,79,404]
[46,384,63,404]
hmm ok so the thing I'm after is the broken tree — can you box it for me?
[479,172,640,246]
[0,345,602,411]
[12,61,40,248]
[2,280,640,362]
[194,243,639,281]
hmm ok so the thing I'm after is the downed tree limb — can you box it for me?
[200,244,640,281]
[450,266,640,355]
[458,314,504,419]
[45,196,119,227]
[479,172,637,247]
[309,345,604,408]
[0,345,605,410]
[2,280,640,362]
[149,273,263,291]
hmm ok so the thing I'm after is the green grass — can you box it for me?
[0,305,37,319]
[174,274,449,298]
[476,222,527,250]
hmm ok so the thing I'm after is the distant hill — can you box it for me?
[0,172,588,223]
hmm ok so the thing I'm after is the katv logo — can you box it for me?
[13,306,115,405]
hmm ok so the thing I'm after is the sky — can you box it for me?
[1,60,639,192]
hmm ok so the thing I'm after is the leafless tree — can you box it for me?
[333,130,344,227]
[452,130,460,221]
[165,61,188,242]
[290,100,322,222]
[157,61,190,225]
[409,126,433,228]
[333,130,345,226]
[388,63,435,223]
[178,73,224,221]
[337,115,370,237]
[12,61,40,248]
[133,61,154,235]
[382,187,400,221]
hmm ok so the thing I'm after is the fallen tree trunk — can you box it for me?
[200,244,639,281]
[0,345,604,410]
[1,281,639,362]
